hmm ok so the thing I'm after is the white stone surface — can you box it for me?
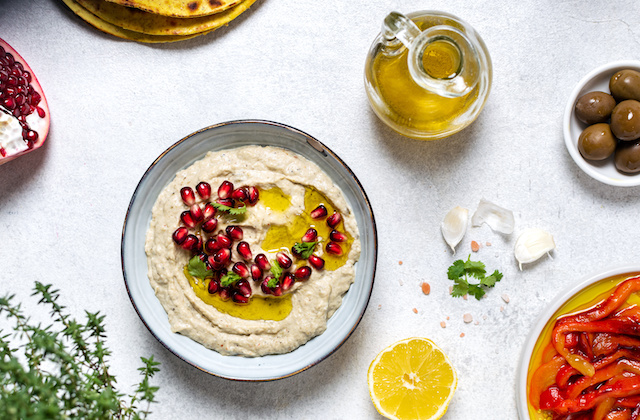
[2,0,640,418]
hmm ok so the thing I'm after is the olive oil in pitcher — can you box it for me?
[364,11,492,140]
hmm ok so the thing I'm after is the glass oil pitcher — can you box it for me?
[364,11,492,140]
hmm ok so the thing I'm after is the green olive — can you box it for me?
[614,141,640,173]
[609,69,640,102]
[575,91,616,125]
[578,123,617,160]
[610,100,640,141]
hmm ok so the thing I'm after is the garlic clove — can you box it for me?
[471,199,515,234]
[441,206,468,253]
[514,228,556,270]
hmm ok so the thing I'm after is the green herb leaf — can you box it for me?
[446,255,503,301]
[270,260,283,280]
[292,241,317,259]
[220,272,242,288]
[187,255,212,279]
[267,277,279,288]
[212,201,247,215]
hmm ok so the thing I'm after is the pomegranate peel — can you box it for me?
[0,38,50,165]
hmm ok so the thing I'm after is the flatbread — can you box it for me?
[75,0,256,36]
[103,0,240,18]
[61,0,213,43]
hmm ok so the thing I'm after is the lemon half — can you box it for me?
[368,337,458,420]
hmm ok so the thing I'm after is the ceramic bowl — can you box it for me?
[516,264,640,418]
[564,61,640,187]
[121,120,377,381]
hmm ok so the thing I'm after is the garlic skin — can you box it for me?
[441,206,469,253]
[471,199,515,234]
[514,228,556,270]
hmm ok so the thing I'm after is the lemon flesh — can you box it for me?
[368,337,457,420]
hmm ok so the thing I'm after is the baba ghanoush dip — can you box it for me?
[145,145,361,356]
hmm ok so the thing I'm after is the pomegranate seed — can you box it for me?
[247,186,259,205]
[36,106,45,118]
[204,237,220,254]
[294,266,312,280]
[180,187,196,206]
[180,211,196,229]
[207,278,220,294]
[201,217,218,233]
[281,273,295,291]
[190,204,204,223]
[309,255,325,270]
[216,197,235,207]
[232,291,249,304]
[202,203,216,221]
[214,248,232,266]
[302,228,318,243]
[236,279,252,297]
[261,277,274,295]
[232,262,250,279]
[255,254,271,270]
[181,234,199,251]
[216,233,233,249]
[219,287,231,300]
[250,264,263,281]
[327,211,342,228]
[172,227,189,244]
[3,97,15,109]
[226,225,243,241]
[326,242,343,256]
[276,252,292,269]
[218,181,234,199]
[206,255,220,270]
[231,187,248,201]
[272,284,283,296]
[330,230,347,242]
[196,182,211,200]
[237,241,252,260]
[310,204,328,219]
[31,90,41,106]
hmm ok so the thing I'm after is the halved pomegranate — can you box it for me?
[0,38,49,165]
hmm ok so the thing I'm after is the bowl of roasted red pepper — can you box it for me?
[518,265,640,419]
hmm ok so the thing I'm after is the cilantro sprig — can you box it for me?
[187,255,213,279]
[270,260,283,280]
[292,241,317,259]
[220,272,242,287]
[212,201,247,215]
[447,255,503,300]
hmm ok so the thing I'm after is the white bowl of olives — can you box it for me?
[564,61,640,187]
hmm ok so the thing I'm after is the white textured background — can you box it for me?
[2,1,640,418]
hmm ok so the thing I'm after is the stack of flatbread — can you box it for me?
[61,0,257,43]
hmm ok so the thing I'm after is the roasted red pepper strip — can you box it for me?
[566,359,640,400]
[618,396,640,408]
[530,355,567,410]
[550,375,640,414]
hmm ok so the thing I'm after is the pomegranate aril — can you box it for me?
[226,225,243,241]
[330,230,347,242]
[326,242,343,256]
[196,182,211,200]
[255,254,271,270]
[232,292,249,304]
[204,237,220,254]
[276,252,292,269]
[309,254,325,270]
[281,273,295,291]
[247,186,259,205]
[207,279,220,294]
[36,106,45,118]
[237,241,252,260]
[294,266,312,280]
[201,217,218,233]
[236,279,252,297]
[302,228,318,243]
[3,97,15,109]
[190,204,204,223]
[261,277,274,295]
[30,90,40,106]
[180,187,196,206]
[272,284,283,297]
[180,211,196,229]
[25,130,37,143]
[202,203,216,221]
[172,227,189,245]
[218,180,234,199]
[219,287,232,300]
[231,187,248,201]
[181,234,199,251]
[250,264,263,281]
[233,262,250,279]
[216,198,235,207]
[214,248,232,265]
[310,204,328,219]
[216,233,233,249]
